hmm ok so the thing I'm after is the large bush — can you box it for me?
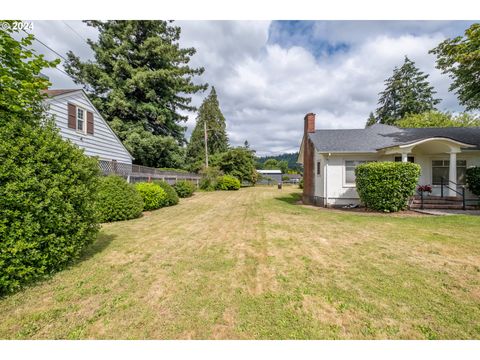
[466,167,480,196]
[210,147,258,185]
[0,119,100,294]
[355,162,420,212]
[199,166,223,191]
[96,175,144,222]
[154,180,179,206]
[173,180,196,198]
[134,182,167,210]
[216,175,241,190]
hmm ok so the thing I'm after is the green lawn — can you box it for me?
[1,186,479,339]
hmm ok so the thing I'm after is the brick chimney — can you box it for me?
[304,112,316,134]
[302,112,315,205]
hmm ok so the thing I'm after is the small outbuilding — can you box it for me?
[256,169,283,185]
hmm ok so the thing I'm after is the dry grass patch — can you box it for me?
[0,186,479,339]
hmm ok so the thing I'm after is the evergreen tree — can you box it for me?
[373,56,441,125]
[365,112,377,127]
[430,23,480,111]
[64,20,207,168]
[186,87,229,171]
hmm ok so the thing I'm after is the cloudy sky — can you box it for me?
[27,20,476,156]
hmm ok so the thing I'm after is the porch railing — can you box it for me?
[440,177,466,210]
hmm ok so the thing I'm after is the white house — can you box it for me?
[42,89,133,164]
[298,113,480,209]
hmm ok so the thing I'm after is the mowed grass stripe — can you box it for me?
[0,186,479,339]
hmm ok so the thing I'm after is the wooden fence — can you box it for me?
[98,160,200,186]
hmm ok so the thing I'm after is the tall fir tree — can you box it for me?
[365,112,377,127]
[64,20,207,168]
[186,87,229,171]
[373,56,441,125]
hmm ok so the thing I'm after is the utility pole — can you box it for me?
[204,120,208,168]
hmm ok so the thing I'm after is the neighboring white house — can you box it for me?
[298,113,480,208]
[42,89,133,164]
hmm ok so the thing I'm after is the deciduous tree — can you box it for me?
[430,23,480,111]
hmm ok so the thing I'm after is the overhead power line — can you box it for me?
[62,21,89,44]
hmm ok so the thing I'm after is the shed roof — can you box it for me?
[257,169,282,174]
[308,124,480,152]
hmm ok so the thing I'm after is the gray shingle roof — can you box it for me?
[308,124,480,152]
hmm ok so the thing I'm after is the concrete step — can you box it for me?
[410,204,475,210]
[414,195,462,201]
[412,199,463,205]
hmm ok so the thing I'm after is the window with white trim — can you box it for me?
[432,160,467,185]
[76,107,86,133]
[345,160,367,185]
[317,161,321,176]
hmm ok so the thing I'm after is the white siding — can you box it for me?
[315,151,480,206]
[44,91,133,164]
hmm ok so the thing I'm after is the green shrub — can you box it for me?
[466,167,480,196]
[0,118,100,294]
[355,162,420,212]
[96,175,144,222]
[216,175,241,190]
[173,180,196,198]
[299,178,304,189]
[134,182,168,210]
[154,180,179,206]
[199,166,223,191]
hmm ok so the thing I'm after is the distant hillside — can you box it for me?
[256,152,302,172]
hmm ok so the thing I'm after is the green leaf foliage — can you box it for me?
[466,167,480,197]
[0,22,59,124]
[210,147,258,185]
[64,20,206,168]
[299,178,304,189]
[0,118,100,294]
[216,175,241,191]
[256,153,302,172]
[396,111,480,128]
[430,23,480,111]
[0,27,98,295]
[95,175,144,222]
[173,180,196,198]
[199,166,223,191]
[109,120,185,169]
[186,87,229,171]
[355,162,421,212]
[373,56,441,125]
[134,182,168,211]
[153,180,179,206]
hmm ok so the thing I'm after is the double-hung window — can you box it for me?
[76,107,86,133]
[345,160,367,185]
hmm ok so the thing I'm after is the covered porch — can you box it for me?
[380,137,476,201]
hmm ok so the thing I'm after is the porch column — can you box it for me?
[448,151,457,197]
[401,152,408,162]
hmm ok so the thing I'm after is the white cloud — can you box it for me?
[29,20,472,156]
